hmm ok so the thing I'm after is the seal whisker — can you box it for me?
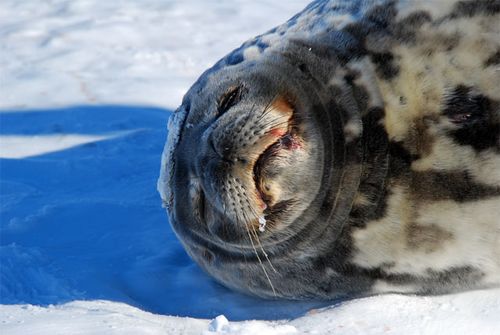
[263,118,291,132]
[251,224,278,274]
[255,112,283,131]
[240,206,277,297]
[245,221,277,297]
[244,198,279,275]
[255,93,279,120]
[257,115,291,136]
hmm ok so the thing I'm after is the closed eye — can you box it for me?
[217,85,244,116]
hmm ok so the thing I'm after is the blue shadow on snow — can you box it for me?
[0,105,333,320]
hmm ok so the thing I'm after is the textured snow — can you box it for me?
[0,0,307,110]
[2,289,500,335]
[207,315,230,332]
[1,0,499,334]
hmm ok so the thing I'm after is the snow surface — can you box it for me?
[1,1,499,334]
[2,289,500,335]
[0,0,307,110]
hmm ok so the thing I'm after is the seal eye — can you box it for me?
[217,85,244,116]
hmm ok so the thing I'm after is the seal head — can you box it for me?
[159,44,381,298]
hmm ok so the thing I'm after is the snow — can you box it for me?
[0,301,207,335]
[2,289,500,335]
[1,1,499,334]
[207,315,230,332]
[0,0,307,110]
[0,131,136,159]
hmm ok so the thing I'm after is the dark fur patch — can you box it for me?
[365,0,397,29]
[410,170,500,202]
[386,144,500,204]
[386,137,500,202]
[393,11,432,44]
[340,262,483,294]
[350,108,390,226]
[372,266,486,294]
[338,2,397,62]
[344,70,370,114]
[485,50,500,67]
[225,47,245,66]
[406,223,453,253]
[370,52,399,80]
[420,267,485,294]
[323,30,367,65]
[451,123,500,152]
[342,2,402,78]
[443,85,499,152]
[448,0,500,19]
[388,141,418,178]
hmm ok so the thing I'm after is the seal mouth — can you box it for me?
[253,133,300,200]
[253,125,302,227]
[253,136,281,207]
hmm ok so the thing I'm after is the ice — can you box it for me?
[207,315,230,332]
[259,216,267,232]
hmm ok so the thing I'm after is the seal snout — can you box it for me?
[201,95,301,232]
[253,132,302,207]
[244,97,296,208]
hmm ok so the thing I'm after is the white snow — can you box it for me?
[1,1,499,334]
[2,289,500,335]
[0,300,207,335]
[0,131,136,159]
[0,0,307,110]
[207,315,230,333]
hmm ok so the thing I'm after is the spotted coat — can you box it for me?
[159,0,500,298]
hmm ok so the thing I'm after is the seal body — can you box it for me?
[159,0,500,299]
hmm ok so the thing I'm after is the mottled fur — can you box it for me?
[158,0,500,299]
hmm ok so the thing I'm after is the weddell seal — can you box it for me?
[158,0,500,299]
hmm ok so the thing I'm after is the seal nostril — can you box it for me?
[208,134,236,164]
